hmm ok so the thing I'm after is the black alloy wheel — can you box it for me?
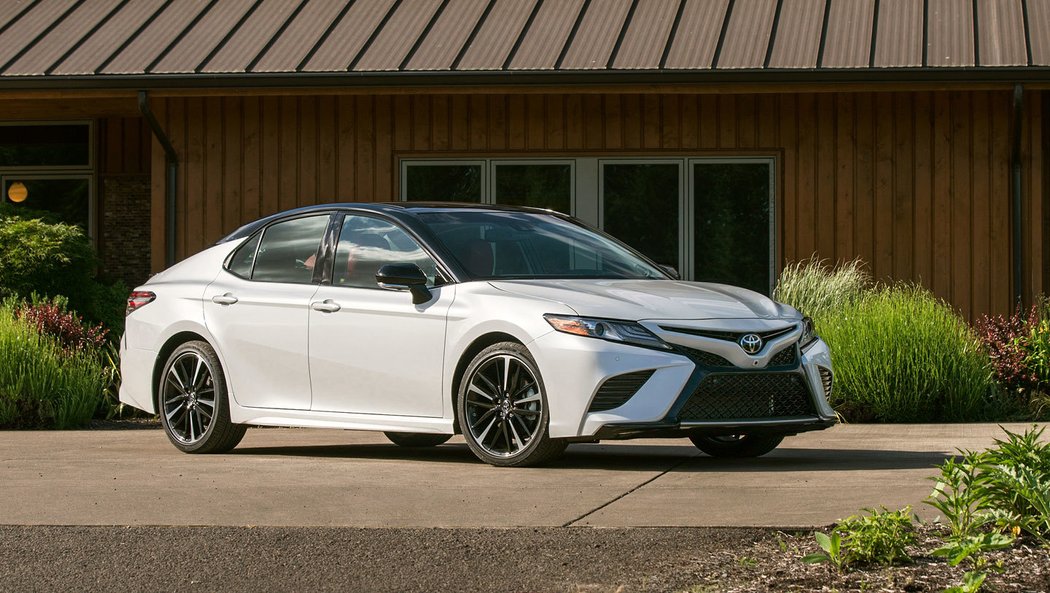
[689,433,784,458]
[159,341,246,453]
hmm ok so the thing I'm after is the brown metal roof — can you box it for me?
[1,0,1049,88]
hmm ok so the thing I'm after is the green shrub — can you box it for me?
[0,298,108,428]
[819,285,995,422]
[803,507,916,570]
[0,211,126,334]
[773,256,868,319]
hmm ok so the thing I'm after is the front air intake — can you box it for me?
[818,366,833,399]
[678,373,815,421]
[588,370,655,412]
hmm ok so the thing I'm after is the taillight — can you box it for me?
[126,291,156,315]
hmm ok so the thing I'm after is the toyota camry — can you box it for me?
[120,203,836,466]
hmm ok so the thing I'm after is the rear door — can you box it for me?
[204,213,332,411]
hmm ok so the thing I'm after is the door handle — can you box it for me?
[211,293,238,305]
[311,299,341,313]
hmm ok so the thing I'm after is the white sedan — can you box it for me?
[120,203,836,466]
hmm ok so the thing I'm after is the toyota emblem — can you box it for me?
[739,333,763,354]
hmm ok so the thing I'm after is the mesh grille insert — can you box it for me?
[589,370,654,412]
[818,366,833,399]
[678,373,815,421]
[769,345,798,367]
[678,347,733,368]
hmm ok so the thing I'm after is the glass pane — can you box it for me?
[404,164,482,202]
[251,215,329,284]
[334,215,438,288]
[693,162,771,294]
[226,233,261,279]
[601,163,679,268]
[0,124,90,167]
[3,178,89,229]
[493,163,571,213]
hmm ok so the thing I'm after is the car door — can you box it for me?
[203,213,332,411]
[308,213,454,417]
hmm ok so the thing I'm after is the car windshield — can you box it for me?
[413,210,668,280]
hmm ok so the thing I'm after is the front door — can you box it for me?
[308,214,452,417]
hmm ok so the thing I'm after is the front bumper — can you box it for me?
[530,329,837,440]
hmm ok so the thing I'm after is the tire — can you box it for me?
[690,433,784,458]
[158,340,246,454]
[456,342,566,467]
[384,432,452,447]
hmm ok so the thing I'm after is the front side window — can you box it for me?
[333,215,438,288]
[248,215,329,284]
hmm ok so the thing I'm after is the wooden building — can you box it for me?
[1,0,1048,320]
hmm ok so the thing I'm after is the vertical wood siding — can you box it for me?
[150,90,1045,320]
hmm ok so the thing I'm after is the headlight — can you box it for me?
[800,316,818,350]
[543,314,670,350]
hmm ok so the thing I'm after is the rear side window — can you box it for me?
[226,233,261,278]
[240,215,329,284]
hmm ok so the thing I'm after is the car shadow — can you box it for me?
[232,441,956,472]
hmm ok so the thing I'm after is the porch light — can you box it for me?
[7,181,27,203]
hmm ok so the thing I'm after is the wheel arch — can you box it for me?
[450,331,522,433]
[152,331,211,408]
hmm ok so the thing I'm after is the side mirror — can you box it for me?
[659,265,680,280]
[376,264,432,305]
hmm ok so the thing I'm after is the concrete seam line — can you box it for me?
[560,455,697,528]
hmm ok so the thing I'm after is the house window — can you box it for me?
[401,157,775,293]
[0,122,94,234]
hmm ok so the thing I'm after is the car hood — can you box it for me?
[489,279,795,321]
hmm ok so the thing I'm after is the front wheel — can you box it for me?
[457,342,566,467]
[690,433,784,458]
[158,341,246,453]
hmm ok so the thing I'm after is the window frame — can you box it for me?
[0,120,96,238]
[399,156,777,291]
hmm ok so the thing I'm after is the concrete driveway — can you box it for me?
[0,423,1040,528]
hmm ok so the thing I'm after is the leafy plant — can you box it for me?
[803,507,916,570]
[932,532,1014,568]
[927,451,992,539]
[942,570,987,593]
[15,297,107,353]
[0,298,108,428]
[802,530,847,572]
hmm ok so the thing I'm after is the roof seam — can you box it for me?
[144,0,220,74]
[555,0,591,70]
[94,0,171,74]
[347,0,403,72]
[296,0,357,72]
[197,0,266,73]
[1021,0,1033,66]
[711,0,737,69]
[605,0,638,69]
[764,0,785,69]
[922,0,929,67]
[0,0,41,40]
[816,0,831,68]
[503,0,545,70]
[1,0,86,74]
[971,0,980,66]
[450,0,495,71]
[658,0,687,70]
[400,0,450,71]
[869,0,881,68]
[246,0,309,73]
[45,0,130,75]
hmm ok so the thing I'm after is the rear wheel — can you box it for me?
[690,433,784,458]
[158,341,246,453]
[384,432,452,447]
[457,342,566,467]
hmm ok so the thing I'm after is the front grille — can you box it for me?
[678,346,733,368]
[678,373,815,421]
[818,366,833,399]
[769,345,798,367]
[588,370,654,412]
[660,324,797,343]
